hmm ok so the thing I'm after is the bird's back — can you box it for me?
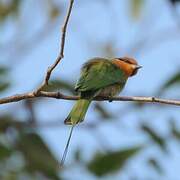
[75,58,128,94]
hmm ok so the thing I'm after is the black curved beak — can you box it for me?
[136,65,142,69]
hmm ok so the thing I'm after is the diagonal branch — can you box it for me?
[36,0,74,93]
[0,91,180,106]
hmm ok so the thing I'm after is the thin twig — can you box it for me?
[36,0,74,93]
[0,91,180,106]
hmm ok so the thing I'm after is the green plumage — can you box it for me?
[76,58,127,92]
[65,99,91,124]
[64,58,128,125]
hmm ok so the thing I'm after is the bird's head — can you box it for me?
[112,57,142,77]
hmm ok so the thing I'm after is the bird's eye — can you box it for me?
[119,58,132,64]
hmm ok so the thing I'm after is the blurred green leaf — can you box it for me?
[0,115,24,132]
[0,66,11,93]
[141,124,167,151]
[0,67,8,76]
[0,172,20,180]
[50,6,60,20]
[131,0,144,20]
[17,132,60,180]
[0,144,12,160]
[87,146,142,177]
[159,71,180,94]
[42,79,75,94]
[94,103,114,119]
[148,158,163,174]
[47,0,61,20]
[0,0,21,22]
[0,82,10,92]
[170,120,180,140]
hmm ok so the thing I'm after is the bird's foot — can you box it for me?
[108,96,113,102]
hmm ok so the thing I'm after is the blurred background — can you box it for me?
[0,0,180,179]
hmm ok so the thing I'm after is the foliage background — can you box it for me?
[1,0,180,179]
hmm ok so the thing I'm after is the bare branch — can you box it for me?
[36,0,74,93]
[1,0,180,110]
[0,91,180,106]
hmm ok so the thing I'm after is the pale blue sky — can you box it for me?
[1,0,180,179]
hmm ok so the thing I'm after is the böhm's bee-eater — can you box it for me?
[61,57,142,165]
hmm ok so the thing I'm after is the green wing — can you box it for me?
[75,58,127,92]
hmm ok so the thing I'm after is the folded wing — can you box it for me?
[75,58,127,92]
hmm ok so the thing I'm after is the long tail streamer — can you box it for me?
[60,125,75,166]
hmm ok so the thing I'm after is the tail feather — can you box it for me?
[61,99,91,167]
[64,99,91,125]
[60,125,75,167]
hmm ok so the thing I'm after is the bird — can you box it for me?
[61,57,142,165]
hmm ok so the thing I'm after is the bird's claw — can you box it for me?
[108,96,113,102]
